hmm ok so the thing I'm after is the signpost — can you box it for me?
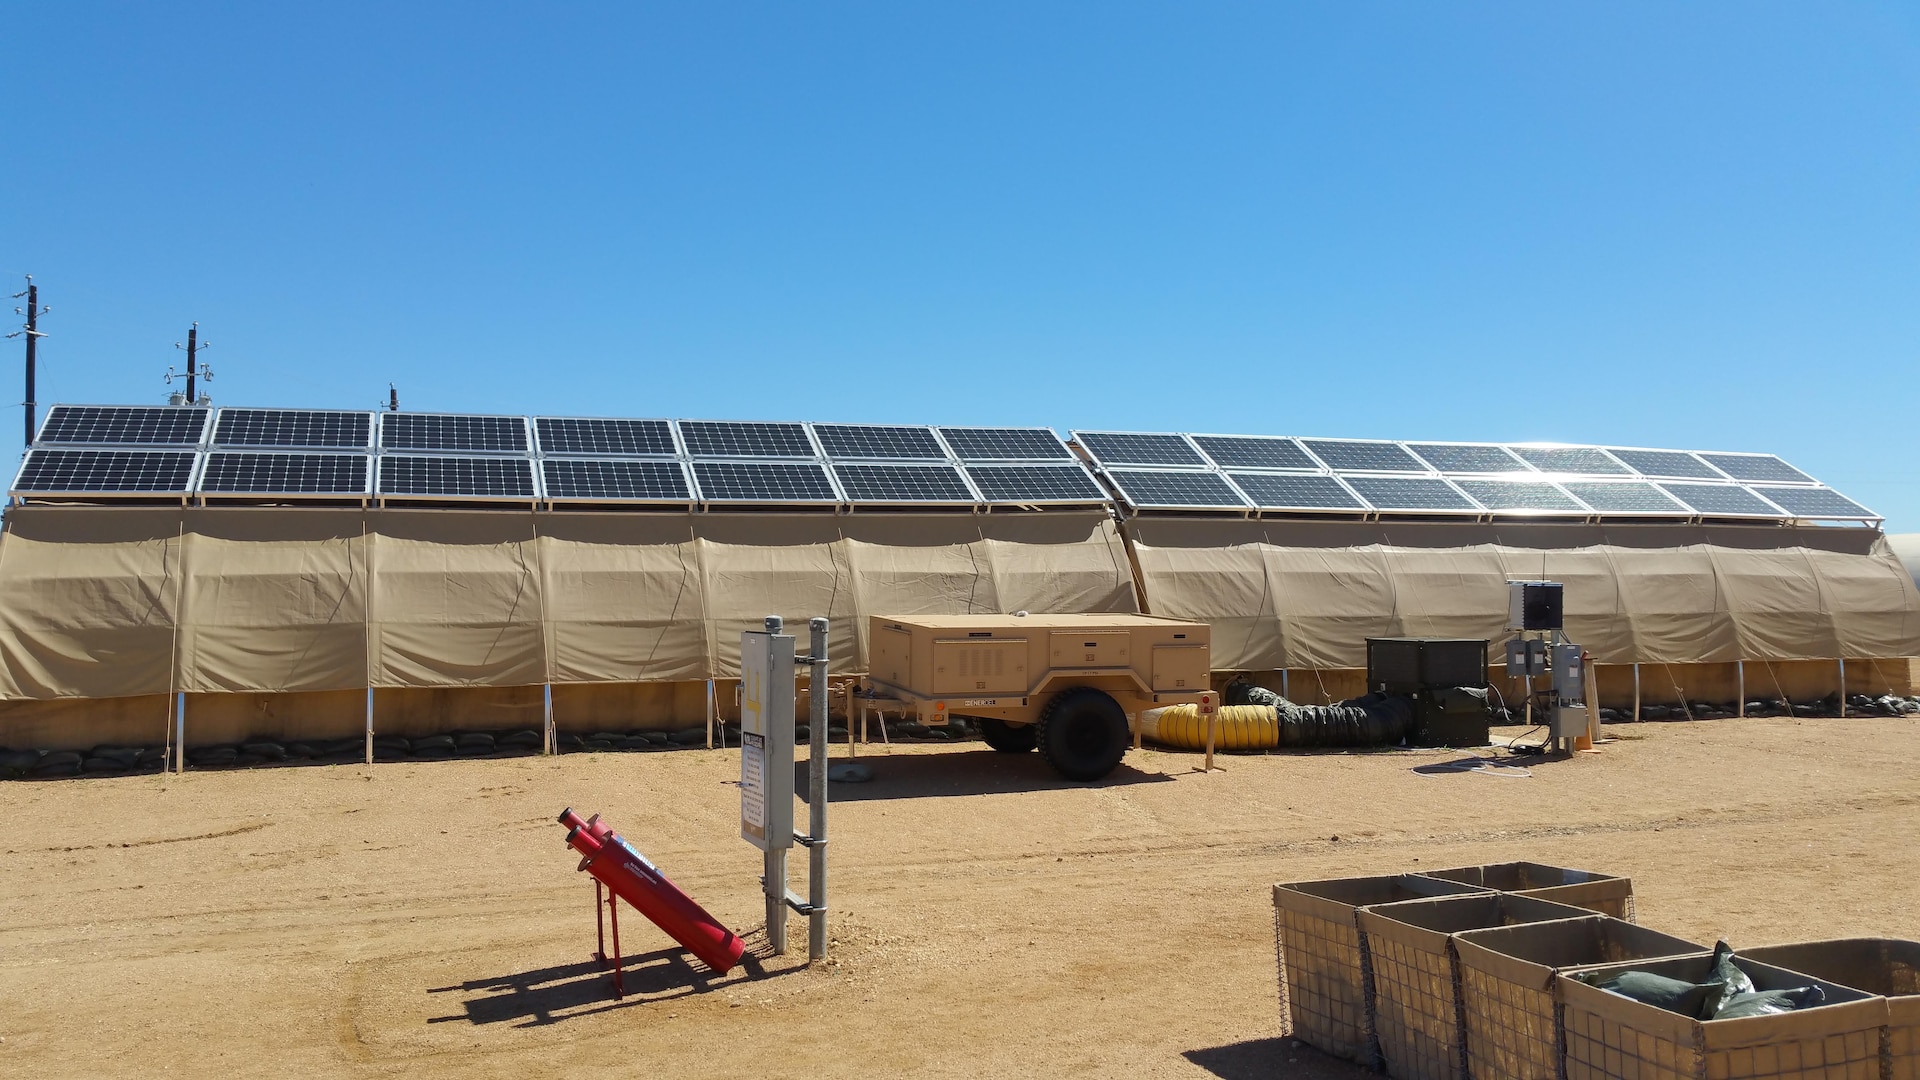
[738,614,830,960]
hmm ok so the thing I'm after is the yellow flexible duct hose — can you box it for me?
[1138,704,1280,751]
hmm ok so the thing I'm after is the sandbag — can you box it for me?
[1572,970,1726,1019]
[1705,941,1756,998]
[1715,986,1825,1019]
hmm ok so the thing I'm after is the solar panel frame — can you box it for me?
[1559,480,1690,515]
[935,426,1076,462]
[831,463,980,504]
[1604,447,1725,481]
[690,460,842,503]
[678,420,819,459]
[377,412,532,454]
[1657,482,1791,518]
[1451,478,1588,514]
[533,416,680,457]
[1507,445,1632,476]
[962,463,1111,504]
[539,458,693,503]
[1407,442,1534,475]
[1696,452,1818,485]
[1072,431,1209,468]
[211,408,375,450]
[1747,485,1878,521]
[37,404,211,447]
[11,447,201,496]
[197,450,373,497]
[376,455,540,500]
[1301,439,1430,474]
[1102,468,1251,511]
[810,423,950,462]
[1340,474,1482,512]
[1225,472,1367,512]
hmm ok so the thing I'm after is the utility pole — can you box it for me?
[169,323,212,405]
[8,276,48,446]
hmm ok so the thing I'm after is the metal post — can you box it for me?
[763,615,785,955]
[174,692,186,773]
[543,683,555,755]
[365,687,374,764]
[184,324,198,404]
[1737,661,1746,718]
[1203,708,1216,772]
[1632,663,1641,724]
[1281,668,1289,701]
[22,281,38,447]
[1838,658,1847,718]
[807,617,829,962]
[706,678,715,750]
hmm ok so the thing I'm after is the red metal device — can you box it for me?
[558,808,746,979]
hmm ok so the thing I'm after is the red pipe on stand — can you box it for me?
[558,808,745,975]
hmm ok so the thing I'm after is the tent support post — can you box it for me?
[1631,664,1641,724]
[174,692,186,774]
[1737,661,1746,717]
[1281,669,1289,701]
[705,678,715,749]
[543,684,555,755]
[1838,658,1847,717]
[364,688,374,765]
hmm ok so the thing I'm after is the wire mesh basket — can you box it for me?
[1425,861,1636,922]
[1743,939,1920,1080]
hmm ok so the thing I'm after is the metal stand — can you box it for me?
[593,879,625,997]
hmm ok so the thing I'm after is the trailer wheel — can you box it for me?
[1037,688,1129,781]
[978,718,1039,753]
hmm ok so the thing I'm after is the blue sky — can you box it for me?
[4,3,1917,528]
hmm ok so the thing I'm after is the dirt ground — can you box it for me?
[3,718,1918,1079]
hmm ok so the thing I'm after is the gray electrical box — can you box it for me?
[739,628,795,852]
[1508,580,1564,631]
[1549,643,1587,739]
[1505,638,1548,678]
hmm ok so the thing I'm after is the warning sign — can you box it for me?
[741,732,766,833]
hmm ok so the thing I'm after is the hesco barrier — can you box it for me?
[1741,939,1920,1080]
[1356,893,1595,1080]
[1425,861,1637,922]
[1558,953,1888,1080]
[1450,916,1707,1080]
[1271,875,1490,1065]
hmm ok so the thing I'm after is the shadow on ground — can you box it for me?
[794,747,1175,802]
[1184,1038,1372,1079]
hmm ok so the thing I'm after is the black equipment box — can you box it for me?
[1367,638,1492,748]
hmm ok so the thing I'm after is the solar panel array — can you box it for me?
[6,406,1878,522]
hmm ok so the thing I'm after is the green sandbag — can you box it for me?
[1706,941,1756,998]
[1715,986,1825,1019]
[1572,970,1726,1019]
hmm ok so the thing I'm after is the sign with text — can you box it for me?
[739,629,796,851]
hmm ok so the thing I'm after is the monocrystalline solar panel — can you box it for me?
[1107,469,1246,508]
[679,421,815,458]
[14,448,197,492]
[1409,444,1530,474]
[812,424,947,461]
[1191,435,1318,470]
[212,409,372,449]
[1562,481,1686,513]
[963,464,1108,502]
[936,427,1073,461]
[1659,483,1785,517]
[541,459,690,501]
[1342,475,1478,511]
[1453,480,1584,512]
[378,456,536,498]
[1697,453,1816,484]
[1608,448,1721,480]
[1302,439,1426,473]
[534,417,676,456]
[1075,432,1207,467]
[1229,473,1365,510]
[1750,486,1874,519]
[692,461,838,501]
[1509,447,1629,475]
[38,405,208,446]
[199,452,368,494]
[380,413,528,453]
[833,464,975,502]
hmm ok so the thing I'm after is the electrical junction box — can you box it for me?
[1549,643,1588,739]
[739,628,795,852]
[1505,638,1548,678]
[1508,581,1564,631]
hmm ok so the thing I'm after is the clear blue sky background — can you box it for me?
[4,3,1917,527]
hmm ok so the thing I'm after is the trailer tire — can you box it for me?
[1038,688,1129,781]
[978,718,1039,754]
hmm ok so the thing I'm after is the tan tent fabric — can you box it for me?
[538,517,706,684]
[368,512,546,688]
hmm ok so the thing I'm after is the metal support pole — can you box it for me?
[1838,658,1847,718]
[1281,668,1290,701]
[543,684,555,755]
[1737,661,1746,718]
[807,617,829,962]
[1203,708,1216,772]
[174,692,186,773]
[765,847,787,955]
[706,678,715,749]
[1632,663,1641,724]
[365,687,375,764]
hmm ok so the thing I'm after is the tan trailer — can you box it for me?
[860,613,1214,781]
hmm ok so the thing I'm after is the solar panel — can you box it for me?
[811,424,947,461]
[1302,439,1426,473]
[1561,481,1687,513]
[679,421,815,458]
[541,459,690,501]
[963,464,1108,502]
[936,427,1073,461]
[1453,479,1584,512]
[1228,473,1365,510]
[1409,443,1530,474]
[692,461,838,501]
[1074,432,1206,467]
[1750,486,1875,519]
[380,413,528,453]
[13,448,197,493]
[1106,469,1247,508]
[38,405,208,446]
[212,409,372,449]
[1191,435,1318,470]
[1607,448,1721,480]
[534,417,676,457]
[378,456,536,498]
[1509,447,1629,475]
[833,464,976,502]
[1659,483,1786,517]
[1697,453,1816,484]
[200,452,368,494]
[1343,475,1478,511]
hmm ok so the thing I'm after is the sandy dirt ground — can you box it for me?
[3,718,1918,1079]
